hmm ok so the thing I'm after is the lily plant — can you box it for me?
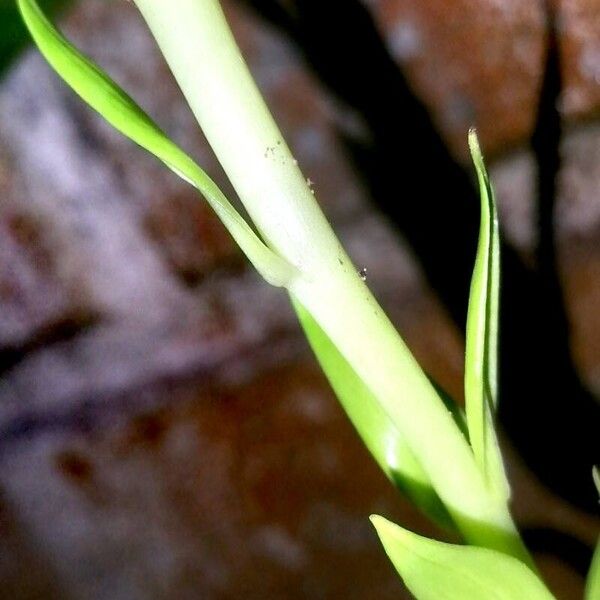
[17,0,599,598]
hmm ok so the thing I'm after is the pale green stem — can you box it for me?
[133,0,531,565]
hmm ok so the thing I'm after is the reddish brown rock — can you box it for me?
[0,362,428,599]
[557,0,600,118]
[0,180,94,353]
[363,0,546,157]
[364,0,600,158]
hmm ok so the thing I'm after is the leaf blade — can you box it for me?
[465,129,509,499]
[586,468,600,600]
[586,538,600,600]
[371,515,555,600]
[17,0,296,288]
[292,295,455,531]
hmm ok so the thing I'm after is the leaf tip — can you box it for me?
[369,514,410,548]
[369,514,395,541]
[369,514,385,528]
[468,127,484,167]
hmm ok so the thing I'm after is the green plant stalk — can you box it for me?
[131,0,532,563]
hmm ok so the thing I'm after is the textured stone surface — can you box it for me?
[557,0,600,117]
[0,200,93,354]
[363,0,546,157]
[0,363,429,600]
[558,119,600,397]
[364,0,600,158]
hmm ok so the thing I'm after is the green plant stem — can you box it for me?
[133,0,531,565]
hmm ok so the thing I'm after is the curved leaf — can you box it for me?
[371,515,555,600]
[586,468,600,600]
[586,538,600,600]
[465,129,509,499]
[17,0,296,288]
[292,296,455,531]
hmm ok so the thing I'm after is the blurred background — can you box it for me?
[0,0,599,598]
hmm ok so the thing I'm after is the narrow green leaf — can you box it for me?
[465,129,509,499]
[371,515,555,600]
[586,538,600,600]
[292,296,455,530]
[17,0,296,288]
[586,468,600,600]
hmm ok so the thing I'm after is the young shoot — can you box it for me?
[19,0,589,597]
